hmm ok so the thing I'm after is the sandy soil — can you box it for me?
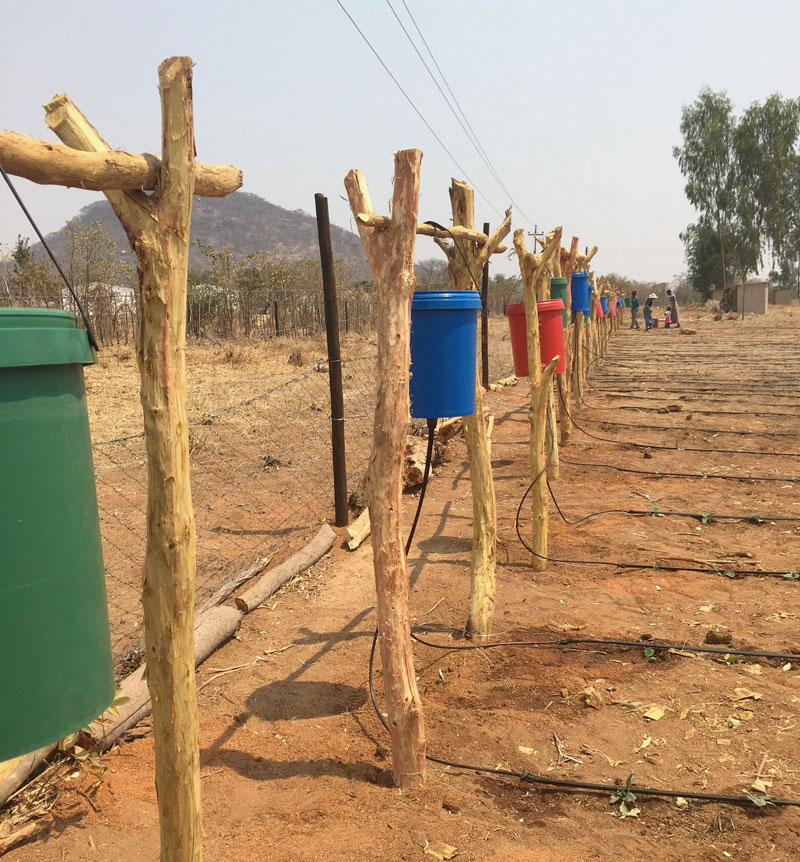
[4,305,800,861]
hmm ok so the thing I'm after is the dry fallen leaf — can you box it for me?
[581,686,604,710]
[424,841,458,861]
[751,778,773,794]
[643,706,666,721]
[742,664,762,676]
[733,688,762,701]
[675,797,689,810]
[518,746,536,756]
[697,605,714,614]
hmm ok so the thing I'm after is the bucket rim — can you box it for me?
[537,298,565,312]
[412,289,482,310]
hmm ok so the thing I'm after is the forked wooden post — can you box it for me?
[559,236,579,446]
[574,247,598,392]
[37,58,243,862]
[513,227,562,571]
[345,151,427,787]
[433,179,511,640]
[541,230,562,481]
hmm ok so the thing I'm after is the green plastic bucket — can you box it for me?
[549,277,569,328]
[0,308,113,760]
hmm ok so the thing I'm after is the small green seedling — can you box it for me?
[783,569,800,581]
[652,560,662,570]
[643,647,657,662]
[700,513,711,524]
[750,513,764,524]
[650,504,663,517]
[699,470,707,479]
[610,773,639,818]
[742,789,774,810]
[712,564,737,579]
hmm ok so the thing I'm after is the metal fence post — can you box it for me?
[481,221,490,389]
[315,193,349,527]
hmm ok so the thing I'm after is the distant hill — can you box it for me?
[33,191,367,272]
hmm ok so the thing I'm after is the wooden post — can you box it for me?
[480,221,490,390]
[432,180,511,640]
[541,230,561,482]
[315,193,349,527]
[42,59,240,862]
[513,228,562,571]
[559,236,579,446]
[344,150,426,788]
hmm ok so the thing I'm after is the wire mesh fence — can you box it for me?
[4,288,514,676]
[92,349,379,676]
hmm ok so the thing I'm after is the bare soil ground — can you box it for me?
[5,306,800,861]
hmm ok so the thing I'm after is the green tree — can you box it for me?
[734,94,800,264]
[674,88,738,296]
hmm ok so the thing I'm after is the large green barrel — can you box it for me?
[0,308,114,760]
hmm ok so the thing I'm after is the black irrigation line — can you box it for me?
[559,457,799,485]
[546,479,800,527]
[410,628,800,663]
[516,406,799,580]
[592,390,800,410]
[581,399,800,420]
[578,415,800,438]
[364,413,800,810]
[557,379,800,458]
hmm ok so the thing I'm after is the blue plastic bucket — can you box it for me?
[410,290,481,418]
[571,272,591,315]
[600,296,609,315]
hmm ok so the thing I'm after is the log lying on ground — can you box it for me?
[403,435,443,487]
[0,129,242,197]
[346,508,371,551]
[0,524,335,809]
[488,374,518,391]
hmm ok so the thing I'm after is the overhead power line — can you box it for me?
[334,0,503,219]
[392,0,535,225]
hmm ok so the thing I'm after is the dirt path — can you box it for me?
[6,306,800,861]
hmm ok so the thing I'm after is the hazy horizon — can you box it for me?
[2,1,797,282]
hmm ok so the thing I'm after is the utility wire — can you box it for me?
[335,0,503,218]
[387,0,533,224]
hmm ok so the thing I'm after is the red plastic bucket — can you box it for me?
[505,302,528,377]
[505,300,566,376]
[596,301,604,319]
[538,299,566,373]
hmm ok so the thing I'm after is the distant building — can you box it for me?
[734,281,769,315]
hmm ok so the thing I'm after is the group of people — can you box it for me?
[629,289,679,331]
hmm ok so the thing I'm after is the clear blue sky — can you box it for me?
[2,0,798,281]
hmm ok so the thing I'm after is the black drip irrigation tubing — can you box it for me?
[577,415,800,438]
[545,479,800,527]
[557,378,800,458]
[559,457,799,485]
[516,407,799,581]
[365,416,800,811]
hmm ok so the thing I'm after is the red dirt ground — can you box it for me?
[5,306,800,861]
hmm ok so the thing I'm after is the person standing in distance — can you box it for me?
[666,288,680,328]
[630,289,641,329]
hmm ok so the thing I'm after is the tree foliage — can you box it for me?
[675,88,800,303]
